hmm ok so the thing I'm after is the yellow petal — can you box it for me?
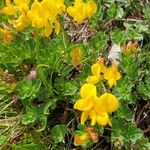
[85,3,92,18]
[108,79,116,88]
[6,0,11,6]
[74,4,85,22]
[9,13,29,31]
[96,58,106,74]
[89,0,97,14]
[91,64,100,77]
[96,112,109,126]
[104,64,121,87]
[55,20,60,35]
[18,4,29,13]
[108,117,112,126]
[116,71,121,80]
[44,23,52,37]
[97,93,119,113]
[80,83,97,99]
[85,0,97,18]
[67,2,86,23]
[89,109,97,126]
[74,98,93,111]
[14,0,30,5]
[86,76,100,84]
[81,111,89,124]
[2,6,18,15]
[67,6,75,17]
[27,2,46,28]
[75,0,82,5]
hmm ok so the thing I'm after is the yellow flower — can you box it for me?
[96,93,119,113]
[14,0,30,6]
[0,25,13,43]
[54,19,61,35]
[80,93,119,126]
[86,58,106,84]
[67,0,97,23]
[27,0,65,37]
[104,64,121,88]
[2,0,30,15]
[27,2,47,28]
[14,0,30,12]
[2,0,18,15]
[47,0,66,14]
[74,132,90,146]
[9,12,30,31]
[74,84,97,111]
[2,0,65,36]
[89,110,110,126]
[85,0,97,18]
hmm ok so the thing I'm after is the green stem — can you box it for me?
[101,82,106,93]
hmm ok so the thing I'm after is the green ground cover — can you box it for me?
[0,0,150,149]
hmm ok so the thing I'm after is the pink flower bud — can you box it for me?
[28,69,37,79]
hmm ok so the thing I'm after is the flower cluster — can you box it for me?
[74,58,121,126]
[67,0,97,23]
[2,0,66,37]
[73,58,121,146]
[86,58,121,87]
[1,0,97,41]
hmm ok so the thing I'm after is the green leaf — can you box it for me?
[115,6,124,19]
[116,103,133,121]
[22,106,37,125]
[77,124,85,131]
[0,135,7,145]
[36,115,47,132]
[50,125,67,143]
[43,99,57,114]
[136,139,150,150]
[64,82,78,96]
[96,125,104,134]
[17,78,41,105]
[120,54,141,81]
[35,107,47,132]
[107,3,117,18]
[13,143,46,150]
[90,32,107,50]
[111,29,126,44]
[114,77,136,103]
[112,119,143,144]
[137,73,150,101]
[144,4,150,20]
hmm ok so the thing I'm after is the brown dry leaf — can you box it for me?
[122,41,138,54]
[108,44,121,65]
[86,127,99,143]
[0,116,20,127]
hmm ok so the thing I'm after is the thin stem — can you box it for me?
[0,101,14,114]
[101,82,106,93]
